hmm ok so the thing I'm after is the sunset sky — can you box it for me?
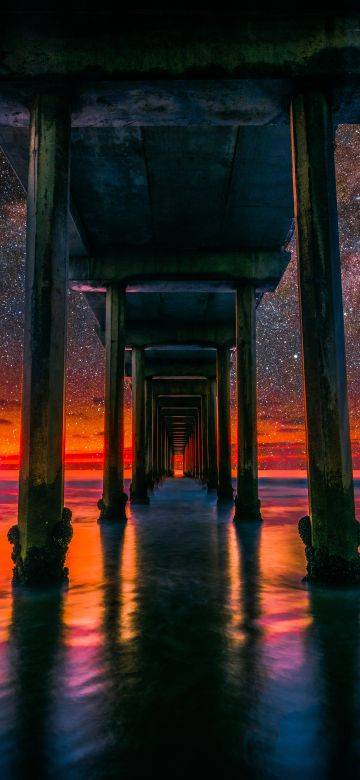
[0,125,359,471]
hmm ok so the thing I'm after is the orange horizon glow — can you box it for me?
[2,380,360,472]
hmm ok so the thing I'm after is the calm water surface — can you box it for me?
[1,471,360,779]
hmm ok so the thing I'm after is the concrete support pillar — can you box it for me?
[131,347,149,503]
[197,412,202,480]
[201,393,209,484]
[195,414,200,479]
[188,433,194,477]
[170,447,174,475]
[216,346,234,500]
[9,94,72,585]
[290,91,359,584]
[164,428,168,476]
[163,423,167,477]
[185,437,190,476]
[99,285,127,521]
[145,379,154,489]
[152,396,159,484]
[207,378,218,490]
[159,419,164,479]
[234,286,262,521]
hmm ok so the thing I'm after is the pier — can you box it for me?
[1,8,359,584]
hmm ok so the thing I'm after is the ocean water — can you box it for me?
[0,470,360,779]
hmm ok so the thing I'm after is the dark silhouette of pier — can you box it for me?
[1,6,360,585]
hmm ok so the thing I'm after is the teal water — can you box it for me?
[0,473,360,779]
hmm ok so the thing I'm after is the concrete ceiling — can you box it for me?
[87,291,237,348]
[0,124,293,254]
[0,122,292,345]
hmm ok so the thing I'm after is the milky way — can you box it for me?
[0,126,359,469]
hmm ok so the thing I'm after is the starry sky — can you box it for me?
[0,125,359,471]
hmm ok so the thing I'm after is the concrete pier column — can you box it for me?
[9,94,73,585]
[290,91,359,584]
[165,431,168,475]
[183,444,187,476]
[145,379,154,489]
[195,414,200,480]
[207,378,218,490]
[186,437,190,476]
[164,428,169,476]
[216,346,234,501]
[234,286,262,521]
[198,412,202,480]
[152,396,159,484]
[159,419,164,479]
[189,433,194,477]
[99,285,127,521]
[131,347,149,503]
[201,392,209,483]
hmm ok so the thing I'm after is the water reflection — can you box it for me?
[306,587,360,778]
[222,519,269,774]
[1,473,360,777]
[10,589,64,779]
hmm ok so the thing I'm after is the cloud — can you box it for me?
[279,424,304,433]
[72,434,91,440]
[93,397,104,406]
[0,418,12,425]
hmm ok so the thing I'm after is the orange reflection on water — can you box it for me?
[119,518,138,643]
[226,523,246,646]
[0,469,18,647]
[63,520,104,652]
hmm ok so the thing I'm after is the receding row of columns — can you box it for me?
[8,89,360,586]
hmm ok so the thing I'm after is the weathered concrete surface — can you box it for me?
[207,378,218,490]
[291,91,360,584]
[201,392,209,483]
[124,347,217,379]
[157,390,202,467]
[99,322,236,348]
[100,285,127,521]
[70,123,293,251]
[70,249,290,289]
[152,378,208,397]
[1,123,294,261]
[131,347,149,503]
[152,394,160,483]
[216,346,233,501]
[234,286,261,521]
[0,13,360,83]
[145,379,154,488]
[15,93,71,585]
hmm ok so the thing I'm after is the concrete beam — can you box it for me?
[126,324,235,347]
[124,357,216,379]
[0,14,359,84]
[69,249,290,291]
[100,323,234,348]
[153,380,208,396]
